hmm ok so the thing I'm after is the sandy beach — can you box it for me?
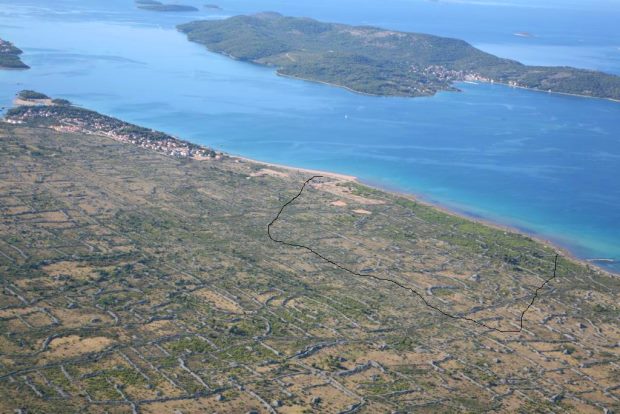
[232,155,358,182]
[13,97,54,107]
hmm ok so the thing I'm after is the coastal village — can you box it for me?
[4,93,223,160]
[420,65,494,85]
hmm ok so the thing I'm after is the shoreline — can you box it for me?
[4,94,617,277]
[231,153,618,277]
[488,80,620,104]
[275,71,385,98]
[232,155,358,181]
[181,33,620,103]
[360,182,617,277]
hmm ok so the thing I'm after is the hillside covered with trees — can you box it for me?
[0,38,29,69]
[178,13,620,99]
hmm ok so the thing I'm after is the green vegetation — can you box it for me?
[0,38,29,69]
[51,98,72,106]
[178,13,620,100]
[168,337,213,353]
[17,90,50,100]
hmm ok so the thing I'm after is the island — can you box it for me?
[204,4,221,10]
[1,98,619,413]
[14,90,51,104]
[178,12,620,100]
[0,38,29,69]
[136,0,198,12]
[513,31,535,38]
[12,90,72,107]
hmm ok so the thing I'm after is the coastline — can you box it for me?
[488,80,620,104]
[231,153,618,277]
[278,71,620,104]
[361,183,617,277]
[275,71,385,98]
[232,155,358,181]
[180,32,620,103]
[0,65,30,71]
[4,92,616,277]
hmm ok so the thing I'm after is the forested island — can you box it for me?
[136,0,198,12]
[178,13,620,100]
[0,38,29,69]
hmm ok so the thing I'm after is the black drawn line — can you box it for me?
[267,175,559,334]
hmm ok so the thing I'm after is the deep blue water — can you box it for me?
[1,0,619,272]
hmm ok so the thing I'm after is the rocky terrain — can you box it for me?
[0,111,618,412]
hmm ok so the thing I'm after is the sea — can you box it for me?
[1,0,619,272]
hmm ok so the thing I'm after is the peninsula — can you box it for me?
[0,98,619,413]
[0,38,29,69]
[5,92,220,159]
[178,13,620,100]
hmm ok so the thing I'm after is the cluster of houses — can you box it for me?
[4,104,222,160]
[420,64,493,84]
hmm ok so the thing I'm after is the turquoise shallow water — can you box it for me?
[1,0,619,272]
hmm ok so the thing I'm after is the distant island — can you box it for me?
[178,13,620,100]
[14,90,72,107]
[513,31,535,38]
[6,91,220,159]
[136,0,198,12]
[204,4,221,9]
[0,38,29,69]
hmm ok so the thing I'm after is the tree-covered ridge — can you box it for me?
[17,90,49,100]
[178,13,620,100]
[0,38,29,69]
